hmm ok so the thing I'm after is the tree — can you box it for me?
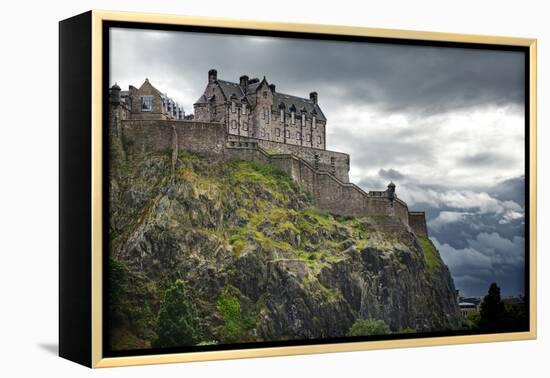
[153,280,201,348]
[348,318,391,336]
[479,282,507,330]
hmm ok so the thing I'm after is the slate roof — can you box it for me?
[196,77,326,121]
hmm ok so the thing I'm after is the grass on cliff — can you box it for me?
[418,235,441,271]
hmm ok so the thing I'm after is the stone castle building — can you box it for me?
[194,69,326,150]
[109,70,429,236]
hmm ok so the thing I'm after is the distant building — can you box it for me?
[109,78,185,121]
[456,291,482,318]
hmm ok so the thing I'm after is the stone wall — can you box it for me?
[409,212,428,236]
[227,134,350,183]
[116,118,421,232]
[120,120,227,158]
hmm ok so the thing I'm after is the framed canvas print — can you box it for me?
[59,10,537,368]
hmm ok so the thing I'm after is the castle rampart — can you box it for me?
[114,118,428,233]
[227,134,350,183]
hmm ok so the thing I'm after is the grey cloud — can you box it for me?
[110,28,525,116]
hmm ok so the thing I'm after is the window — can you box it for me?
[263,91,268,99]
[231,120,237,129]
[317,136,322,144]
[285,130,290,138]
[242,105,247,115]
[306,134,311,142]
[231,101,236,113]
[261,129,266,138]
[312,116,316,129]
[280,109,284,121]
[141,96,153,112]
[242,122,248,131]
[301,113,306,127]
[275,128,280,137]
[296,132,301,140]
[291,111,295,125]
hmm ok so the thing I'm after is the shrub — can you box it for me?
[348,318,391,336]
[153,280,201,348]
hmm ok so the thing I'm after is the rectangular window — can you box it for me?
[296,132,301,140]
[261,129,266,138]
[306,134,311,142]
[285,130,290,138]
[275,128,280,137]
[317,136,322,144]
[280,109,284,121]
[231,120,237,129]
[291,111,295,124]
[242,105,246,115]
[231,101,236,113]
[301,114,306,127]
[141,96,153,112]
[242,122,248,131]
[312,116,316,129]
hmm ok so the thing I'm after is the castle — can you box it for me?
[109,69,429,236]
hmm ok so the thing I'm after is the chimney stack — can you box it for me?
[208,69,218,83]
[268,84,276,93]
[239,75,249,88]
[309,91,318,104]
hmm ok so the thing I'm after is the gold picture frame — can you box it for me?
[59,10,537,368]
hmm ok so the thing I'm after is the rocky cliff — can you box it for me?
[108,150,461,350]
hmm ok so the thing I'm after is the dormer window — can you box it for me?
[231,101,236,113]
[280,109,284,121]
[312,116,316,129]
[242,105,247,115]
[317,136,322,144]
[301,113,306,127]
[291,111,295,125]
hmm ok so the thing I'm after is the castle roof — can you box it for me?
[205,77,326,121]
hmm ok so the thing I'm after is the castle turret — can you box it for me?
[387,181,396,200]
[208,69,218,83]
[110,83,121,105]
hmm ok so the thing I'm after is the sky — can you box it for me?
[110,28,526,297]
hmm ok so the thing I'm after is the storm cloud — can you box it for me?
[110,27,526,296]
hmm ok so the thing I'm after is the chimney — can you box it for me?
[309,91,318,104]
[208,69,218,83]
[268,84,276,93]
[239,75,249,87]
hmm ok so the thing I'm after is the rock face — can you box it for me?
[108,151,461,350]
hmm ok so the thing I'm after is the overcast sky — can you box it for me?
[110,28,526,297]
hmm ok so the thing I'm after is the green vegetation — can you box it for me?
[348,319,391,336]
[153,280,201,348]
[418,235,441,271]
[216,285,257,343]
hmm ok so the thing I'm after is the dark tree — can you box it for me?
[153,279,201,348]
[479,282,507,330]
